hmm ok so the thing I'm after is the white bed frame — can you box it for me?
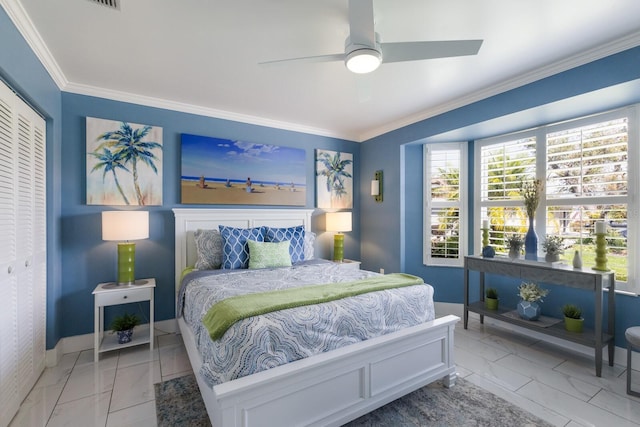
[173,208,459,427]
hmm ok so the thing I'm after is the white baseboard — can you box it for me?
[45,319,178,367]
[434,302,636,369]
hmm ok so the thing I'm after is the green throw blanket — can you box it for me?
[203,273,424,340]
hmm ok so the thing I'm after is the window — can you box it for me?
[475,107,639,293]
[424,143,467,267]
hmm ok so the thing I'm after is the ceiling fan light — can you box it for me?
[345,48,382,74]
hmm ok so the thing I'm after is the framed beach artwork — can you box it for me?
[86,117,163,206]
[315,149,353,209]
[180,134,306,206]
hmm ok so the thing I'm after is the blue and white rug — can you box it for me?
[155,374,552,426]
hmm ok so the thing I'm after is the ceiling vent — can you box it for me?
[89,0,119,10]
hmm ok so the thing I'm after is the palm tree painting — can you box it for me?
[86,117,163,205]
[315,149,353,209]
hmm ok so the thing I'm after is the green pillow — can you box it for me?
[248,240,292,269]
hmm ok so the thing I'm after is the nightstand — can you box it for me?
[93,278,155,363]
[333,259,361,270]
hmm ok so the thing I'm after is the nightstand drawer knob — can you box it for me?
[123,296,128,299]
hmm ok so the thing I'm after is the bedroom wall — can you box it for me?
[360,46,640,346]
[0,6,63,350]
[59,93,360,341]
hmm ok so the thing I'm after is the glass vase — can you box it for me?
[525,216,538,260]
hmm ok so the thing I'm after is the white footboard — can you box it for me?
[178,315,459,427]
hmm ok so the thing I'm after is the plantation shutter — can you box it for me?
[424,143,467,267]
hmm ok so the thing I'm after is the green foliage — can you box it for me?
[542,235,565,254]
[505,234,524,250]
[431,235,459,258]
[486,288,498,299]
[562,304,582,319]
[520,179,543,218]
[518,282,549,303]
[109,313,140,332]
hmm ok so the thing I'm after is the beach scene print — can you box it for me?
[86,117,163,206]
[315,149,353,209]
[181,134,306,206]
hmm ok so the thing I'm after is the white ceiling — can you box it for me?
[8,0,640,141]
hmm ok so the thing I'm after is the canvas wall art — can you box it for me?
[181,134,306,206]
[86,117,163,206]
[315,149,353,209]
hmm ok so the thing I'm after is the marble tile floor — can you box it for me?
[8,321,640,427]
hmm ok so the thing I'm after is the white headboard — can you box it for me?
[172,208,315,291]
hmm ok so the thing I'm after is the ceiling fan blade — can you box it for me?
[348,0,376,46]
[381,40,483,63]
[259,53,345,66]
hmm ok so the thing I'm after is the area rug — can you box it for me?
[155,374,552,427]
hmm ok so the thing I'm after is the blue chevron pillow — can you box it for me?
[219,226,265,269]
[264,225,306,263]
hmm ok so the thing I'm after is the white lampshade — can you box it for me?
[102,211,149,241]
[345,49,381,74]
[325,212,352,233]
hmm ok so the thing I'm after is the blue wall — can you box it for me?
[60,93,360,340]
[1,7,63,349]
[4,3,640,350]
[360,47,640,346]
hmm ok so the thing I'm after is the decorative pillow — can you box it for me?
[264,225,305,263]
[303,231,316,260]
[247,240,292,269]
[193,229,224,270]
[219,226,265,269]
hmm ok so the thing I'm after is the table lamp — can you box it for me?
[102,210,149,285]
[325,211,352,262]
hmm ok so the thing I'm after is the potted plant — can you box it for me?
[562,304,584,333]
[110,312,140,344]
[506,234,524,259]
[485,287,499,310]
[517,282,549,321]
[542,235,565,263]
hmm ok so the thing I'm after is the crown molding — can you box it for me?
[1,0,68,88]
[359,31,640,142]
[62,81,355,141]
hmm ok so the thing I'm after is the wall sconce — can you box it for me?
[102,210,149,285]
[325,211,352,262]
[371,170,383,202]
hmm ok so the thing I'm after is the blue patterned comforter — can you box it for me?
[179,261,435,386]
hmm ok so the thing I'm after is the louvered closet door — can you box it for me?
[16,103,46,399]
[0,80,46,427]
[0,81,19,427]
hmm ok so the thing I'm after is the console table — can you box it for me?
[463,255,615,377]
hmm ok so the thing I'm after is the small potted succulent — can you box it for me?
[562,304,584,333]
[517,282,549,321]
[506,234,524,260]
[542,235,565,263]
[110,312,140,344]
[485,287,499,310]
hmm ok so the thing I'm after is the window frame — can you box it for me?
[423,142,468,267]
[474,106,639,294]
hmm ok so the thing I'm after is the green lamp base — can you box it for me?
[117,242,136,285]
[333,233,345,262]
[592,233,610,272]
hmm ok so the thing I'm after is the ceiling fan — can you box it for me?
[261,0,483,74]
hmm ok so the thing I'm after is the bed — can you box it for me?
[173,208,458,427]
